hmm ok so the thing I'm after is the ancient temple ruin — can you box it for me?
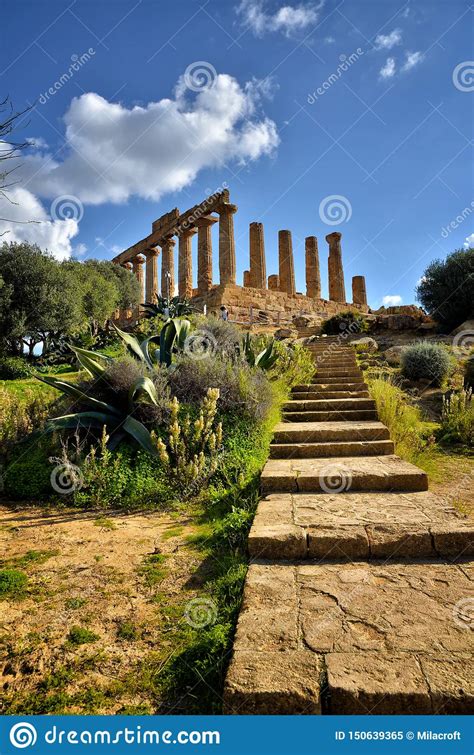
[112,189,368,323]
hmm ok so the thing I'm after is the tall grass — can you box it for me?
[367,376,433,465]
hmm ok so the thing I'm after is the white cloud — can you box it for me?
[464,233,474,248]
[379,57,396,79]
[18,72,279,206]
[401,50,424,72]
[324,35,335,44]
[374,28,402,50]
[383,295,403,306]
[0,186,79,260]
[237,0,322,37]
[73,242,88,256]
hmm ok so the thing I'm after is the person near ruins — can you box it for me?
[220,305,229,321]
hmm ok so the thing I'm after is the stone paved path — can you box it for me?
[224,339,474,714]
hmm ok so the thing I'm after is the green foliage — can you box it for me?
[242,333,278,370]
[400,341,452,386]
[416,247,474,330]
[3,439,55,499]
[439,389,474,447]
[0,568,27,598]
[210,508,254,553]
[82,259,141,311]
[368,376,432,464]
[269,340,314,389]
[153,389,222,497]
[138,553,168,589]
[0,356,33,379]
[0,386,51,456]
[142,296,193,319]
[321,310,368,335]
[116,621,139,641]
[66,626,99,645]
[465,354,474,390]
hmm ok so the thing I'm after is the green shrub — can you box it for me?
[0,568,27,598]
[270,341,314,388]
[0,387,51,455]
[368,376,432,464]
[0,357,34,379]
[210,508,254,553]
[439,389,474,446]
[321,310,368,336]
[400,341,451,386]
[3,439,56,499]
[66,626,99,645]
[465,354,474,390]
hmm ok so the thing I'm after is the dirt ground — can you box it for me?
[0,505,211,714]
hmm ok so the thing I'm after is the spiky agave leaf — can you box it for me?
[111,323,152,367]
[69,345,109,378]
[36,376,120,415]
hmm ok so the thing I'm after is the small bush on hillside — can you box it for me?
[0,388,51,455]
[439,389,474,447]
[321,311,368,336]
[0,568,27,598]
[3,439,56,499]
[168,356,275,421]
[400,341,451,386]
[0,357,34,379]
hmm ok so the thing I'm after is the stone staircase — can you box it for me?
[224,339,474,714]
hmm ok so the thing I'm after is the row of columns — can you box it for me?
[123,215,366,309]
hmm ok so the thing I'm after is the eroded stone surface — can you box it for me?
[224,651,323,714]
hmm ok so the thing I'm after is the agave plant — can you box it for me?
[37,369,160,453]
[112,319,191,368]
[142,295,194,319]
[242,333,278,371]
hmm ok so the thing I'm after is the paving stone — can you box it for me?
[272,421,390,443]
[326,652,432,714]
[366,525,433,559]
[420,655,474,714]
[224,651,323,714]
[308,526,369,560]
[249,523,307,559]
[270,440,395,459]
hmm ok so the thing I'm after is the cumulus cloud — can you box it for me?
[464,233,474,248]
[401,50,424,72]
[237,0,322,37]
[18,73,279,206]
[379,57,396,79]
[0,186,79,260]
[383,294,403,306]
[374,28,402,50]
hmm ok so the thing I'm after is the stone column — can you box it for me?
[305,236,321,299]
[145,248,159,303]
[161,236,176,298]
[268,274,280,291]
[243,270,251,287]
[178,228,196,300]
[196,216,217,295]
[217,203,237,286]
[132,255,145,302]
[278,230,296,296]
[122,262,133,318]
[326,232,346,303]
[249,222,266,289]
[352,275,367,306]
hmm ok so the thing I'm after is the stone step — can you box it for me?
[248,491,474,560]
[270,439,395,459]
[316,369,362,376]
[284,409,379,422]
[272,421,390,444]
[294,383,366,392]
[292,390,370,400]
[310,377,366,385]
[284,398,376,411]
[261,455,428,494]
[224,562,474,714]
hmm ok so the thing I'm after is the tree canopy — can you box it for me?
[416,247,474,331]
[0,241,141,356]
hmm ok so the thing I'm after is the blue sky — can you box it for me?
[1,0,473,308]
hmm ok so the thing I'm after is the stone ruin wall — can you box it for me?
[112,189,369,324]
